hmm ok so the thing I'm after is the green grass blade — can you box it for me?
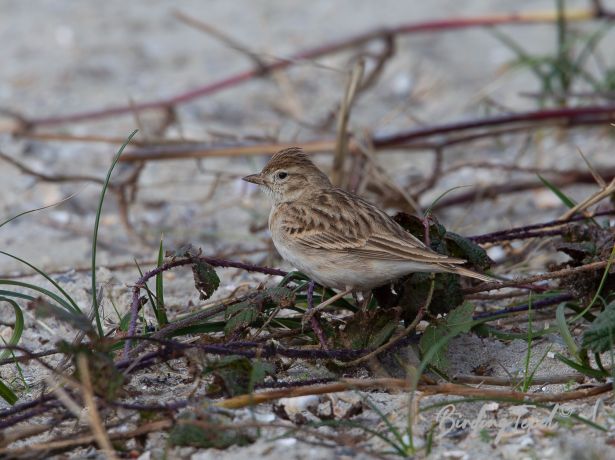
[0,290,36,301]
[0,378,18,405]
[135,259,158,324]
[0,279,76,313]
[0,336,28,389]
[537,174,576,208]
[556,303,579,356]
[0,192,79,230]
[522,294,534,392]
[156,235,168,326]
[572,23,614,88]
[424,185,471,217]
[91,129,138,337]
[488,28,547,82]
[0,297,24,361]
[555,353,606,378]
[0,250,80,313]
[525,344,553,391]
[572,243,615,322]
[363,397,407,449]
[554,0,570,96]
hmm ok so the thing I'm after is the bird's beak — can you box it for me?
[242,174,266,185]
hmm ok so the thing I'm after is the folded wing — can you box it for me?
[278,189,466,265]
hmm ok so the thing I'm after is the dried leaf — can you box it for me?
[336,309,399,349]
[57,343,125,400]
[224,287,295,336]
[206,356,275,397]
[398,272,464,320]
[445,231,492,271]
[165,243,201,260]
[170,410,254,448]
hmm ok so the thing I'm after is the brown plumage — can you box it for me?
[243,147,497,290]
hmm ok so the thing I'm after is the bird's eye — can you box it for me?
[276,171,288,180]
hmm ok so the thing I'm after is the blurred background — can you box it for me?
[3,3,615,457]
[0,0,613,276]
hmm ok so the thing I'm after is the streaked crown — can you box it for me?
[261,147,322,176]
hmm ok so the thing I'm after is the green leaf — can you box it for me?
[419,324,448,370]
[445,302,475,334]
[224,287,295,336]
[58,344,125,399]
[224,302,259,336]
[582,301,615,353]
[336,309,399,350]
[206,356,275,397]
[192,260,220,300]
[384,213,488,319]
[419,302,475,370]
[170,410,254,448]
[399,272,463,319]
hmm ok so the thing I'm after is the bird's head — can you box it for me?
[242,147,332,203]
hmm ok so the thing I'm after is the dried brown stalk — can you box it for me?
[216,378,612,409]
[452,373,585,386]
[76,354,119,460]
[332,59,365,187]
[0,420,172,457]
[173,10,267,70]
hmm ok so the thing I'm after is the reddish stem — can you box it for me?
[122,256,286,357]
[372,105,615,148]
[117,105,615,162]
[25,9,608,127]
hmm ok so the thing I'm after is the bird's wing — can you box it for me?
[276,189,465,264]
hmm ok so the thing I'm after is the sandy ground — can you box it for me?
[1,1,615,459]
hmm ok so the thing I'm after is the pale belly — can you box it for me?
[272,235,442,290]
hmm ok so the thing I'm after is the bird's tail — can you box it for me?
[448,266,501,284]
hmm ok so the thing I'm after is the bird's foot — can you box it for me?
[303,280,328,349]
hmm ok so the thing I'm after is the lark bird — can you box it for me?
[242,147,497,292]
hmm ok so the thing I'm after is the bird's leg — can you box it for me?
[422,213,432,246]
[305,280,328,349]
[303,287,353,326]
[351,290,372,311]
[360,291,372,311]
